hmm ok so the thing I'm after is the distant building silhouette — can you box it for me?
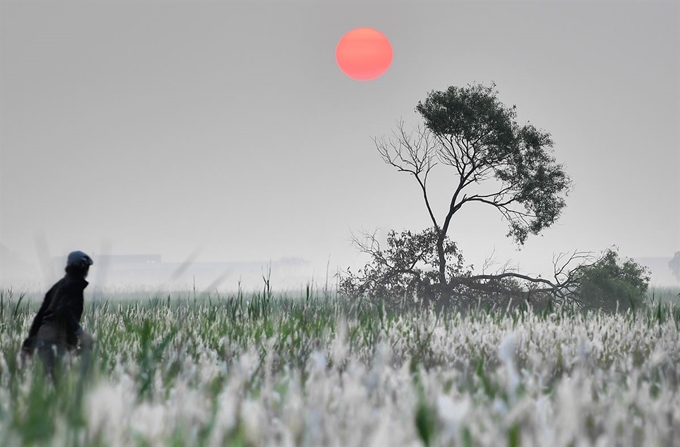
[52,254,161,269]
[95,255,161,264]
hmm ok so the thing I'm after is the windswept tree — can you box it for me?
[372,82,572,297]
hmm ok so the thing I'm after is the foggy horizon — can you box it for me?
[2,0,679,291]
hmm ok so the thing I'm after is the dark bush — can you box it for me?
[339,228,470,310]
[573,248,650,313]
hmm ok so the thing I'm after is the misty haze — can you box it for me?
[1,1,679,446]
[1,1,678,294]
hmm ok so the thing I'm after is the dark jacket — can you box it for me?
[22,274,88,352]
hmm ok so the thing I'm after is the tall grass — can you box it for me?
[646,285,680,304]
[1,287,679,446]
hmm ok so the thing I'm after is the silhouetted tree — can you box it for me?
[374,82,572,296]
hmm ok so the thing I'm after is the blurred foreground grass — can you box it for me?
[1,288,679,446]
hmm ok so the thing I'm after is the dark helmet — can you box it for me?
[66,251,94,269]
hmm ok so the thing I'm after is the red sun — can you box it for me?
[336,28,393,81]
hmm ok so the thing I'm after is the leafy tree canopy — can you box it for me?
[415,82,572,245]
[573,248,650,312]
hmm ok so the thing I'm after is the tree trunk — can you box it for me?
[436,231,450,299]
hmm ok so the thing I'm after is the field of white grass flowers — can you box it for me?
[1,288,679,447]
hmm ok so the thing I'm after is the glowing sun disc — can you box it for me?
[336,28,393,81]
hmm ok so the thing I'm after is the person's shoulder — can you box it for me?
[47,277,67,293]
[61,275,88,292]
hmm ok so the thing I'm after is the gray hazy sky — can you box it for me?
[1,0,679,288]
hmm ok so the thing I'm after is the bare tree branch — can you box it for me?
[375,120,440,230]
[481,248,498,275]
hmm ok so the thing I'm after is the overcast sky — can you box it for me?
[1,0,678,289]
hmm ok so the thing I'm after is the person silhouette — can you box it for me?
[21,250,95,381]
